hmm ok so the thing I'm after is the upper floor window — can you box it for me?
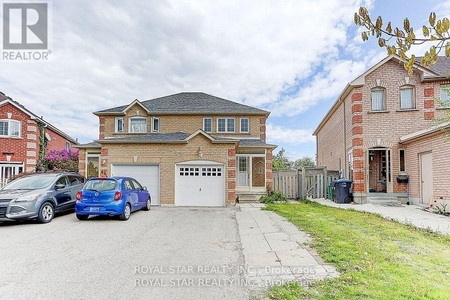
[129,117,147,133]
[240,118,249,133]
[440,84,450,108]
[0,119,21,137]
[400,86,415,109]
[151,117,160,132]
[217,118,235,133]
[203,118,212,132]
[115,117,124,132]
[371,88,385,111]
[66,141,71,150]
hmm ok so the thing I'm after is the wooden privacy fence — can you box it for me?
[273,167,340,200]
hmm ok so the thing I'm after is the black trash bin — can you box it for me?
[332,179,353,204]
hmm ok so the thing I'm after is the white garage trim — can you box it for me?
[111,163,160,206]
[175,160,225,207]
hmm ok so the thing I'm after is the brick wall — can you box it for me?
[96,134,237,205]
[1,102,75,172]
[403,131,450,211]
[100,104,267,139]
[316,58,449,202]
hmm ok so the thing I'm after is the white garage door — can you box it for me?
[111,164,160,205]
[175,161,225,207]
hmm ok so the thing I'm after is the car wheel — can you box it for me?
[143,197,151,211]
[76,214,89,220]
[38,202,54,223]
[119,203,131,221]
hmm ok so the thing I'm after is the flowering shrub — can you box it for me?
[36,149,79,173]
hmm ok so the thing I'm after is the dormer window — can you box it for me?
[0,119,21,137]
[400,86,415,109]
[151,117,160,133]
[115,117,124,132]
[371,88,385,111]
[129,117,147,133]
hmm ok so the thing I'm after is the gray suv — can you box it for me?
[0,172,85,223]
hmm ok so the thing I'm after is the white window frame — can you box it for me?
[66,141,71,150]
[151,117,161,133]
[399,86,415,109]
[217,118,235,133]
[440,84,450,108]
[235,152,266,191]
[240,118,249,133]
[115,117,124,133]
[128,117,147,133]
[203,118,212,133]
[371,88,385,111]
[0,119,21,138]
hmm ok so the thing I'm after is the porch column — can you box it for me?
[351,91,366,203]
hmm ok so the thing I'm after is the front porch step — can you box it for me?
[238,194,261,203]
[367,196,402,206]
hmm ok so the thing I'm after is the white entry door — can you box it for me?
[420,152,433,204]
[111,164,160,205]
[175,161,225,206]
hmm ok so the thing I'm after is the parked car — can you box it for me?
[75,177,151,221]
[0,172,85,223]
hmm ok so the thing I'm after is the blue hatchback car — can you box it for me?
[75,177,151,221]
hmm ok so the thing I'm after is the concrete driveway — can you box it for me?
[0,207,248,300]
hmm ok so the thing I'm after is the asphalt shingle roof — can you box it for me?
[238,139,276,147]
[74,142,102,148]
[100,132,191,142]
[96,92,269,115]
[416,56,450,76]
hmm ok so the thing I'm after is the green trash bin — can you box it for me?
[328,185,333,200]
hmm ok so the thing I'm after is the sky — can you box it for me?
[1,0,449,161]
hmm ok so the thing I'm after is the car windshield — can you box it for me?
[2,175,57,190]
[84,180,118,192]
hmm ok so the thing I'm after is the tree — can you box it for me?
[293,157,316,169]
[272,148,292,171]
[354,7,450,74]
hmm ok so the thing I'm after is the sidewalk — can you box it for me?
[236,203,339,292]
[312,198,450,235]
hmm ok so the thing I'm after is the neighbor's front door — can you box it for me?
[420,152,433,204]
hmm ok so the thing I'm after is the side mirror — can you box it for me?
[55,183,66,190]
[142,186,147,191]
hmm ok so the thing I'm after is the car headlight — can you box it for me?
[15,194,41,202]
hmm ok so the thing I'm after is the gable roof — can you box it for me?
[313,55,450,136]
[94,92,269,116]
[0,92,78,143]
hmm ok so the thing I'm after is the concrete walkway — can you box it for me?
[312,198,450,235]
[236,203,339,292]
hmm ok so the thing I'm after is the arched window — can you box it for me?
[399,85,415,109]
[371,87,385,111]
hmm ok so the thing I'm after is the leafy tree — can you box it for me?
[272,148,292,171]
[293,157,316,169]
[273,149,316,171]
[354,7,449,74]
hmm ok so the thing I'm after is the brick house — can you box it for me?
[314,55,450,208]
[0,92,78,185]
[75,92,276,206]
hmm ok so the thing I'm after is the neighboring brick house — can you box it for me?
[314,55,450,208]
[75,92,276,206]
[0,92,78,185]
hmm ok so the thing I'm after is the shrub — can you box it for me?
[36,149,79,173]
[260,190,288,204]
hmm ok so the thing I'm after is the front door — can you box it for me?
[420,152,433,204]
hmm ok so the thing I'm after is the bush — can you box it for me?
[36,149,79,173]
[260,190,288,204]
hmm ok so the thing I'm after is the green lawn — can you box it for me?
[265,201,450,300]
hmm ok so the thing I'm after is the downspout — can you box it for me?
[343,99,346,179]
